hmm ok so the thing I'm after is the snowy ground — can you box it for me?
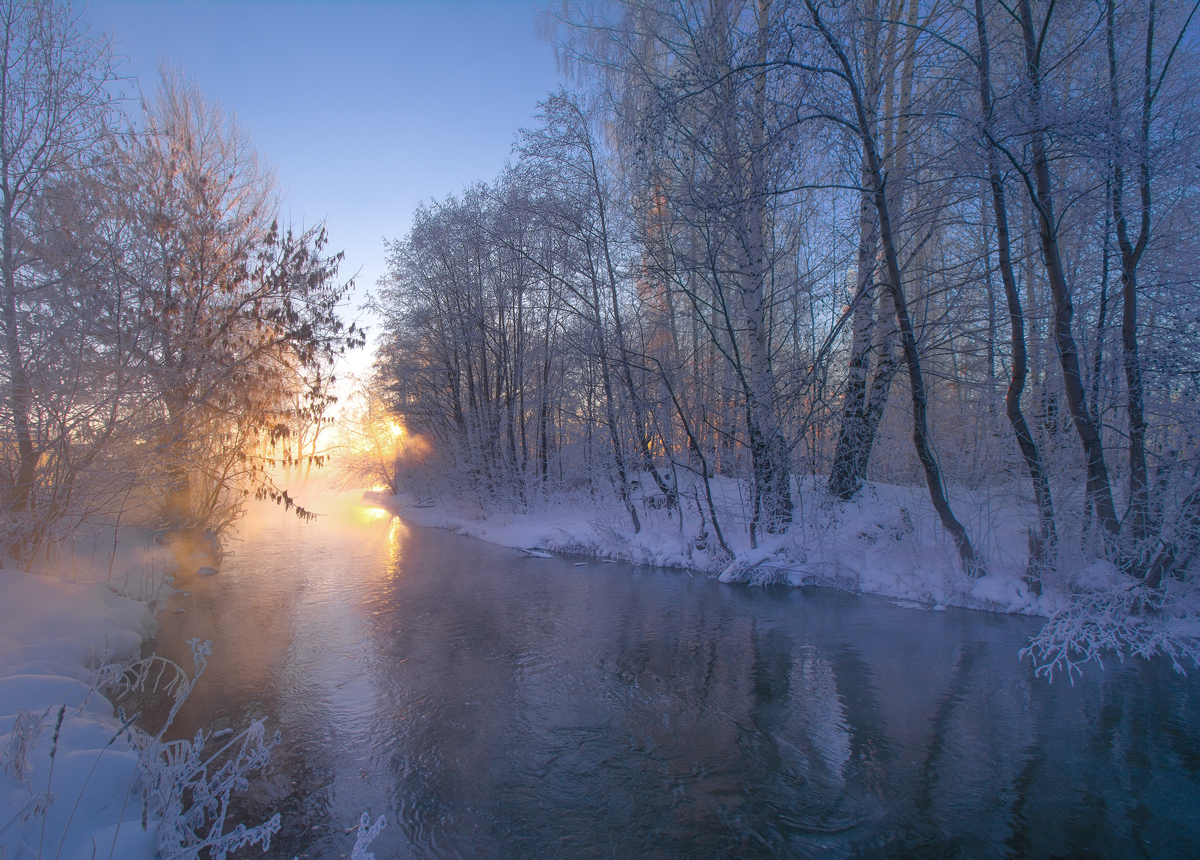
[0,554,165,860]
[0,530,383,860]
[383,473,1200,678]
[378,475,1093,618]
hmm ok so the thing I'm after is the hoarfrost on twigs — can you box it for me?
[350,811,386,860]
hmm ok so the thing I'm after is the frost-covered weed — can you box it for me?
[1022,577,1200,681]
[0,709,55,840]
[142,720,281,860]
[349,811,386,860]
[2,709,44,784]
[95,637,283,859]
[92,655,191,722]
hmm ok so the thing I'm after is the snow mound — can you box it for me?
[0,568,160,860]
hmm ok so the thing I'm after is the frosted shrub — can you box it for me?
[96,638,283,859]
[144,720,281,860]
[1023,577,1200,681]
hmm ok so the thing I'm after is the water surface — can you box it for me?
[142,495,1200,859]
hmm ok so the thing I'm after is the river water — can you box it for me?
[140,493,1200,859]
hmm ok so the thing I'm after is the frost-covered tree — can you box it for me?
[117,70,359,535]
[0,0,120,558]
[610,0,798,539]
[373,0,1200,663]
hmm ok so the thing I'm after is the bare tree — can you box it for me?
[801,0,983,575]
[1008,0,1120,546]
[585,0,797,538]
[522,92,678,510]
[972,0,1056,581]
[0,0,119,556]
[826,0,916,501]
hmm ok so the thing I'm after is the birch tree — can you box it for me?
[593,0,797,537]
[799,0,982,574]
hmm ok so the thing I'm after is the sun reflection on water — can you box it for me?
[347,498,409,569]
[387,516,408,568]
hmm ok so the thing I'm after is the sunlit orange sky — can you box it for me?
[85,0,564,374]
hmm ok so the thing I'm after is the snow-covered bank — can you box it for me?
[380,476,1082,618]
[0,538,385,860]
[0,567,162,860]
[379,475,1200,676]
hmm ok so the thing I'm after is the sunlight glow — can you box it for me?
[359,505,391,522]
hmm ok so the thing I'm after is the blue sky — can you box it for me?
[84,0,565,360]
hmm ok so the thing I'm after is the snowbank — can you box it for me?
[380,476,1200,674]
[0,568,161,860]
[378,476,1063,617]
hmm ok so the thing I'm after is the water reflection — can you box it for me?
[140,495,1200,859]
[387,516,408,569]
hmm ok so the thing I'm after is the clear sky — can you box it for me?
[82,0,565,367]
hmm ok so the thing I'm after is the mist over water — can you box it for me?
[141,490,1200,859]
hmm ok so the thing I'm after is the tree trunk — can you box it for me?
[806,0,982,575]
[589,246,640,533]
[1017,0,1121,544]
[0,197,38,530]
[828,157,880,500]
[974,0,1056,582]
[739,0,793,534]
[1108,0,1154,552]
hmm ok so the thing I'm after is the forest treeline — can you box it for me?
[0,0,358,567]
[373,0,1200,590]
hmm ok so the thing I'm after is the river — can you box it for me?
[140,493,1200,859]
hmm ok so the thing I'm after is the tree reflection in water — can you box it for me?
[141,497,1200,859]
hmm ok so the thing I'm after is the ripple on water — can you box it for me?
[138,495,1200,860]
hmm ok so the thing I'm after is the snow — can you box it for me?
[379,473,1200,676]
[378,475,1055,617]
[0,536,377,860]
[0,567,161,860]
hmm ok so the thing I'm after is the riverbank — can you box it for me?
[381,477,1200,677]
[0,559,165,860]
[0,520,383,860]
[379,475,1102,618]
